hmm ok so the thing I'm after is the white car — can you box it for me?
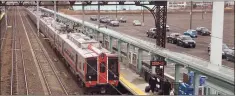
[109,20,119,27]
[160,25,170,31]
[166,25,170,31]
[133,20,142,26]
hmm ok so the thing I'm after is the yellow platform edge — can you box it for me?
[0,13,5,21]
[120,74,147,95]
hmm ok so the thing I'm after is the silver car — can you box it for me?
[133,20,142,26]
[109,20,119,27]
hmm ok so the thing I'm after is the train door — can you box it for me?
[98,53,108,84]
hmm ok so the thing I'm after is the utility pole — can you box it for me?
[142,6,144,26]
[190,1,193,29]
[98,3,100,28]
[202,1,204,19]
[82,5,85,34]
[116,2,117,19]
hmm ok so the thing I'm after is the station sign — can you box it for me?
[150,60,166,66]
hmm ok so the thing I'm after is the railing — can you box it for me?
[38,6,234,87]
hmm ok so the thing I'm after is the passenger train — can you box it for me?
[25,7,119,94]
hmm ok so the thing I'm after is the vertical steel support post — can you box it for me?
[175,64,180,94]
[37,1,39,36]
[137,49,143,74]
[102,33,105,47]
[96,31,99,41]
[117,40,121,61]
[194,72,200,95]
[127,43,130,63]
[175,64,180,82]
[109,36,113,52]
[151,53,156,74]
[154,1,167,48]
[54,0,56,19]
[131,45,135,64]
[210,1,224,66]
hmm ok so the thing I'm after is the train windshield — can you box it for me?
[87,58,97,74]
[108,57,118,74]
[100,62,106,73]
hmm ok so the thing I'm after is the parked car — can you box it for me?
[166,25,170,31]
[133,20,142,26]
[208,43,233,58]
[146,28,156,38]
[90,16,97,21]
[183,29,198,38]
[119,17,126,23]
[176,35,196,48]
[225,50,234,61]
[167,33,181,44]
[99,18,108,23]
[196,27,211,36]
[160,25,170,31]
[108,20,119,27]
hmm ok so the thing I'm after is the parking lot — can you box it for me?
[71,12,234,68]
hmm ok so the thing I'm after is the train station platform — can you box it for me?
[119,63,149,95]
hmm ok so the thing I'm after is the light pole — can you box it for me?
[202,1,204,19]
[116,2,117,19]
[190,1,193,29]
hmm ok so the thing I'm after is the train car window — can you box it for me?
[100,62,106,73]
[87,58,97,74]
[108,58,118,73]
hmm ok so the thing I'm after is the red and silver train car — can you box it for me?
[26,8,119,94]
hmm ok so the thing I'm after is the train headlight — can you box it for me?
[114,75,117,78]
[89,76,91,79]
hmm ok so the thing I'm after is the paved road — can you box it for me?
[71,12,234,68]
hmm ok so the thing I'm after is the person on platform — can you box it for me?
[163,79,172,95]
[149,75,157,93]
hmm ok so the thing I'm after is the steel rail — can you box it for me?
[16,6,29,95]
[22,8,68,95]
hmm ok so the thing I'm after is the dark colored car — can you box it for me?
[225,50,234,61]
[90,16,97,21]
[99,18,108,23]
[196,27,211,36]
[208,43,233,58]
[119,17,126,23]
[167,33,181,44]
[147,28,156,38]
[176,35,196,48]
[183,29,198,38]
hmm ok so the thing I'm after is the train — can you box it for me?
[25,7,119,94]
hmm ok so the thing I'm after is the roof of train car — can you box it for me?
[37,13,117,57]
[59,34,99,58]
[67,33,115,55]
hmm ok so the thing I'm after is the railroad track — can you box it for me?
[12,7,29,95]
[10,6,17,95]
[0,6,16,95]
[18,7,68,95]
